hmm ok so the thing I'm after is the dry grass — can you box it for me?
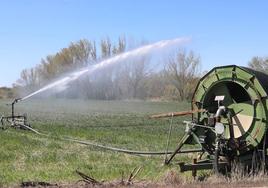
[8,172,268,188]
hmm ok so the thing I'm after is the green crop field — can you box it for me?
[0,99,198,186]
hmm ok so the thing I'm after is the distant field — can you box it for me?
[0,99,197,186]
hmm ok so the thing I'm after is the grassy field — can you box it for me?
[0,99,199,186]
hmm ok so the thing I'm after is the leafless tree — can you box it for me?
[118,56,150,99]
[165,50,201,101]
[248,56,268,73]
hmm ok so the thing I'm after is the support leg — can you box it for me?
[165,133,191,165]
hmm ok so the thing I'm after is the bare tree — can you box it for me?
[165,50,201,101]
[112,36,126,55]
[15,67,41,96]
[118,56,150,99]
[248,56,268,73]
[101,38,112,58]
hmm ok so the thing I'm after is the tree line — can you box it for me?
[248,56,268,73]
[7,37,201,101]
[1,37,265,101]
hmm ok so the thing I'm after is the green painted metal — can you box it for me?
[192,65,268,155]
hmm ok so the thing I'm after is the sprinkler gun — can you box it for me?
[9,98,22,121]
[1,98,30,129]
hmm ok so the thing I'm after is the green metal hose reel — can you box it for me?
[164,65,268,175]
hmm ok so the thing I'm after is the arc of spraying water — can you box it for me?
[21,37,190,101]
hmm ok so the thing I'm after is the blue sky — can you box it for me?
[0,0,268,86]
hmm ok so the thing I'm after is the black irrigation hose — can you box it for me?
[82,124,167,128]
[63,136,174,155]
[19,124,202,156]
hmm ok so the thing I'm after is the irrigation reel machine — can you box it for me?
[152,65,268,174]
[2,65,268,176]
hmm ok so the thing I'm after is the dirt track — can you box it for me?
[14,179,268,188]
